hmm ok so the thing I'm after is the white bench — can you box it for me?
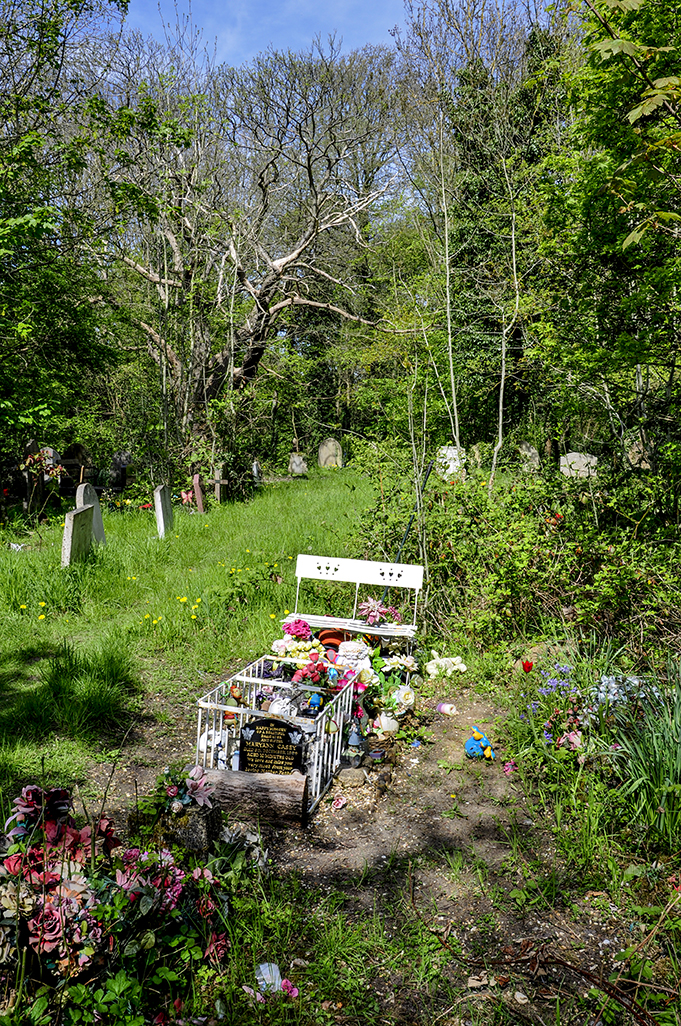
[283,554,423,641]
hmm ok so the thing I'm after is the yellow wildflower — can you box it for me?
[38,614,45,620]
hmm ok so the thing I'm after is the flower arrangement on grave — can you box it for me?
[139,764,215,819]
[357,598,402,626]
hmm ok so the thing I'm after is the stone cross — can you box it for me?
[192,473,204,513]
[61,505,94,567]
[318,438,343,468]
[76,482,106,545]
[154,484,174,538]
[560,452,598,478]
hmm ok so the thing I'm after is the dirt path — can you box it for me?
[83,682,631,1023]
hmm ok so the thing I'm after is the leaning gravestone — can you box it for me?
[61,505,94,567]
[436,446,466,479]
[252,460,263,485]
[154,484,173,539]
[560,452,598,479]
[289,453,308,476]
[518,442,540,472]
[239,718,304,775]
[76,482,105,545]
[318,437,343,468]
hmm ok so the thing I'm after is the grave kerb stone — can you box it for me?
[76,482,106,545]
[61,504,94,567]
[154,484,174,539]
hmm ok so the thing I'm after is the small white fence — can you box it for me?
[196,655,356,813]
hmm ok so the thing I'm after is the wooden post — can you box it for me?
[192,473,204,513]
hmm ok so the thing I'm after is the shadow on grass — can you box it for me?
[0,638,145,802]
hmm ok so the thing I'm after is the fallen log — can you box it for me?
[201,768,308,826]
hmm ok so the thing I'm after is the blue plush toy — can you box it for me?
[465,725,495,761]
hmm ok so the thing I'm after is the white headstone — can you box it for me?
[560,452,598,478]
[154,484,174,538]
[318,438,343,468]
[289,453,308,476]
[436,446,466,479]
[518,442,540,472]
[252,460,263,484]
[76,482,105,545]
[61,504,94,567]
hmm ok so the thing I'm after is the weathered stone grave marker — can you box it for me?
[239,718,304,775]
[154,484,173,538]
[518,441,540,472]
[318,437,343,468]
[192,473,204,513]
[252,459,263,485]
[560,452,597,478]
[76,482,106,545]
[289,453,308,476]
[436,445,466,479]
[61,504,94,567]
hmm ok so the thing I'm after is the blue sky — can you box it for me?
[122,0,407,66]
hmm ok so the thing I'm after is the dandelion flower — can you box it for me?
[192,605,198,610]
[269,614,276,619]
[180,596,187,603]
[19,604,27,610]
[196,598,201,603]
[39,601,46,607]
[284,609,290,615]
[144,614,150,619]
[153,620,158,624]
[191,615,197,620]
[38,614,45,620]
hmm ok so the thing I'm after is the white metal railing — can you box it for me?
[196,655,356,813]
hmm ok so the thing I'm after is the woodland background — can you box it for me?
[2,0,681,650]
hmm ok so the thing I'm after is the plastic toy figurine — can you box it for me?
[308,693,324,712]
[465,725,495,761]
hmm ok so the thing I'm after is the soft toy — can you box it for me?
[465,726,495,761]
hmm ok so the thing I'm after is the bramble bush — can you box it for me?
[351,453,681,649]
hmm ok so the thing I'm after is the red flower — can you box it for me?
[522,660,533,673]
[166,785,179,797]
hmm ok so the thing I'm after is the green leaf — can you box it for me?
[592,38,640,59]
[627,94,666,123]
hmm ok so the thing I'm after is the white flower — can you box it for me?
[425,651,467,677]
[272,638,287,656]
[393,684,415,709]
[170,800,184,815]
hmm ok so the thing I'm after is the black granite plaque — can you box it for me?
[238,718,304,775]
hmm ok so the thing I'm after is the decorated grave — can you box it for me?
[196,555,424,820]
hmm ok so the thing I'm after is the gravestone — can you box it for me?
[192,473,204,513]
[76,482,106,545]
[560,452,598,479]
[154,484,173,539]
[61,504,94,567]
[318,438,343,468]
[518,442,540,472]
[239,718,304,776]
[214,464,229,503]
[109,452,132,489]
[289,453,308,476]
[252,460,263,485]
[627,441,651,470]
[436,446,466,479]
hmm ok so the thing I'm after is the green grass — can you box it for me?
[0,470,375,799]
